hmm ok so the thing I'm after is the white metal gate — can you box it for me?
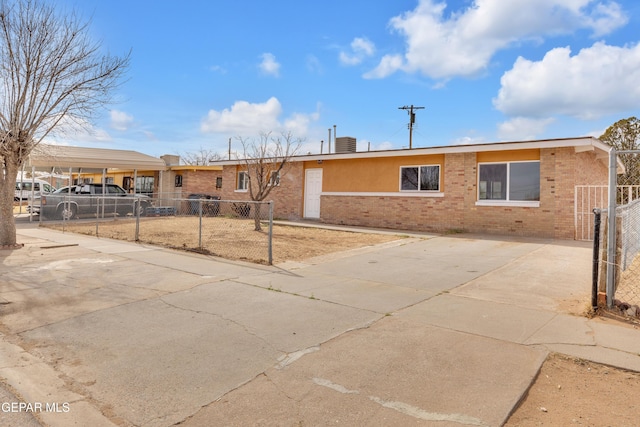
[575,185,607,240]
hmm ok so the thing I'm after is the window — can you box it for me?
[216,177,222,189]
[123,177,133,191]
[400,165,440,192]
[269,171,280,186]
[478,161,540,201]
[237,171,249,191]
[175,175,183,187]
[136,176,155,194]
[106,185,126,195]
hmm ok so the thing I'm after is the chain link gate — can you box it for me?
[602,148,640,312]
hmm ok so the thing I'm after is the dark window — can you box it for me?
[478,161,540,201]
[400,165,440,191]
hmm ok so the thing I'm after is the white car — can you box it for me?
[15,179,56,201]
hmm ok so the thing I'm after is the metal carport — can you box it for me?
[18,144,167,217]
[25,144,166,171]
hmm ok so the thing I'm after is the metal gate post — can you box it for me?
[607,148,617,308]
[592,209,601,309]
[135,199,140,241]
[198,199,203,249]
[268,201,273,265]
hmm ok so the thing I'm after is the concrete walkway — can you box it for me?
[1,223,639,426]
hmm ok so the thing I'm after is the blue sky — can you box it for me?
[51,0,640,159]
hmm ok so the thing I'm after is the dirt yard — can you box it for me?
[506,352,640,426]
[40,216,640,424]
[42,216,406,264]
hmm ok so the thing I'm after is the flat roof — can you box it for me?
[212,136,611,165]
[26,144,167,171]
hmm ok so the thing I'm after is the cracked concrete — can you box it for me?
[1,225,640,426]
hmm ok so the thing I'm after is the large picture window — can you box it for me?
[400,165,440,192]
[478,161,540,201]
[135,176,154,194]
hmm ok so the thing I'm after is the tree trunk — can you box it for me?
[0,161,19,247]
[253,202,262,232]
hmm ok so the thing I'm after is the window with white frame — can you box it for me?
[269,171,280,186]
[400,165,440,191]
[237,171,249,191]
[478,161,540,201]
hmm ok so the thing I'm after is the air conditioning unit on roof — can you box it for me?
[335,137,356,153]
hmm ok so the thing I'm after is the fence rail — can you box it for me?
[34,195,274,265]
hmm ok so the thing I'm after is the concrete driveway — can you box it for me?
[0,224,610,426]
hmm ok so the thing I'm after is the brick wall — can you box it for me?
[219,163,304,220]
[321,154,468,233]
[214,147,609,240]
[181,170,222,197]
[319,149,608,239]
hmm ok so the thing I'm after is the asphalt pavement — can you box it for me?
[1,222,639,426]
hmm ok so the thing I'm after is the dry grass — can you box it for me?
[43,216,405,264]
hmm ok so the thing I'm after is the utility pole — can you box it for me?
[398,105,424,149]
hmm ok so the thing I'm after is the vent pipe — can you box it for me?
[333,125,337,149]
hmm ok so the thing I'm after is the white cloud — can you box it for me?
[583,1,628,37]
[451,136,489,145]
[368,0,628,80]
[110,110,134,131]
[356,139,395,151]
[306,55,323,74]
[259,53,281,77]
[143,130,158,141]
[284,111,320,136]
[44,115,112,144]
[497,117,556,141]
[339,37,376,66]
[209,65,227,74]
[364,54,404,79]
[201,97,319,137]
[494,42,640,120]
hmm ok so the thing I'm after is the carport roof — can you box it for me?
[26,144,166,171]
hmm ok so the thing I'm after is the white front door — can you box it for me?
[304,168,322,219]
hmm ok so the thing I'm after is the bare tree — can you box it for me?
[238,131,302,231]
[180,147,222,165]
[0,0,129,246]
[600,117,640,187]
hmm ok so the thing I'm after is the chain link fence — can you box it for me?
[594,203,640,318]
[592,149,640,319]
[35,194,274,264]
[613,200,640,307]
